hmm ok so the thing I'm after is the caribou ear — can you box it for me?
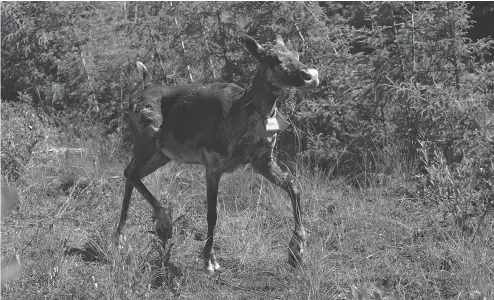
[136,61,149,82]
[242,35,264,60]
[274,34,285,46]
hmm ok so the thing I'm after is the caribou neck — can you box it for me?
[244,69,282,119]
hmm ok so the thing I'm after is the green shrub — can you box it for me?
[1,100,50,181]
[416,130,494,239]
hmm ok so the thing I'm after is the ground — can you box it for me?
[1,133,493,300]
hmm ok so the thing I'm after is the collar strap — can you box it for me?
[270,84,282,95]
[244,100,256,116]
[244,100,278,119]
[243,83,281,117]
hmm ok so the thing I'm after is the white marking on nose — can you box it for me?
[306,68,319,86]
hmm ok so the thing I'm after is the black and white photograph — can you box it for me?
[1,2,493,299]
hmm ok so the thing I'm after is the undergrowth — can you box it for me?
[1,126,493,300]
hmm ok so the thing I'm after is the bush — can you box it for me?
[416,128,494,239]
[1,100,51,181]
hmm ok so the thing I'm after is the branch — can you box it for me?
[170,2,194,83]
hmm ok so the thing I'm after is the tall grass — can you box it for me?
[2,131,493,299]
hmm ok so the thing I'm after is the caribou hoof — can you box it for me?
[203,251,221,275]
[155,206,173,242]
[288,228,307,267]
[114,230,127,249]
[117,233,127,249]
[205,259,221,275]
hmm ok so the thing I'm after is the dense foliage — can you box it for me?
[1,101,50,181]
[2,2,493,232]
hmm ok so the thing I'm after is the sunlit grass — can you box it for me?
[2,134,493,299]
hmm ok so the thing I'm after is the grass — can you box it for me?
[1,132,493,300]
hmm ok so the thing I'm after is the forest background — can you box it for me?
[1,2,494,299]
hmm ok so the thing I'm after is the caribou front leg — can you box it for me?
[203,168,222,274]
[251,157,307,267]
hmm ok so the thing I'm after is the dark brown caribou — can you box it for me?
[117,35,319,274]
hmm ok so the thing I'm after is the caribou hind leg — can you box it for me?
[117,152,171,244]
[116,177,134,244]
[127,151,172,244]
[117,108,172,244]
[251,157,307,267]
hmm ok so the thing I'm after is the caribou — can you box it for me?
[117,35,319,274]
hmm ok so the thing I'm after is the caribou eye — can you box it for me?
[271,56,282,64]
[265,52,282,64]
